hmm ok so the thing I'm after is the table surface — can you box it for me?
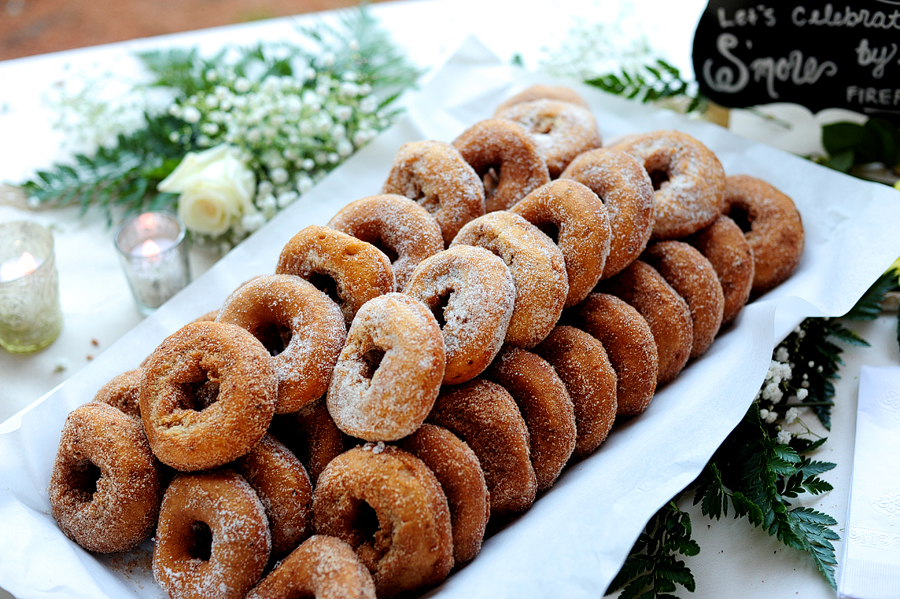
[1,1,898,598]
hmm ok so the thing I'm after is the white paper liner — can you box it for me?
[2,37,900,599]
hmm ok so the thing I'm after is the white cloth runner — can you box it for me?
[839,365,900,599]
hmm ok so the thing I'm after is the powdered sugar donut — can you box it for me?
[327,193,445,291]
[495,84,592,114]
[327,293,445,442]
[382,140,486,245]
[403,245,516,384]
[611,130,725,240]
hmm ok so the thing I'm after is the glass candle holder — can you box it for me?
[115,211,191,316]
[0,221,64,353]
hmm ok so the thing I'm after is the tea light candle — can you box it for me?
[0,221,64,353]
[115,211,191,315]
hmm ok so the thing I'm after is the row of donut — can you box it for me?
[47,84,805,599]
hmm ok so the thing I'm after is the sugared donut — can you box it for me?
[642,240,725,359]
[269,397,351,485]
[327,194,445,291]
[569,293,658,416]
[382,140,486,245]
[611,130,725,240]
[140,321,277,471]
[428,379,537,518]
[451,211,568,349]
[216,274,346,414]
[496,99,602,177]
[452,118,551,212]
[494,83,592,114]
[234,434,313,558]
[247,535,376,599]
[313,445,454,599]
[721,174,804,295]
[403,245,516,385]
[509,179,612,307]
[560,147,655,278]
[275,225,395,328]
[327,293,445,442]
[49,402,162,553]
[533,326,617,458]
[398,423,490,566]
[684,214,754,326]
[483,347,576,490]
[596,260,693,386]
[92,368,143,419]
[153,471,271,599]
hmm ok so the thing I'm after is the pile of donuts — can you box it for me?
[47,84,805,599]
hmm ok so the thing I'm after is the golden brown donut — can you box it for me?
[91,368,143,419]
[397,423,490,566]
[216,274,346,414]
[140,321,277,471]
[269,397,352,485]
[496,99,602,177]
[533,326,617,458]
[452,118,551,212]
[483,346,576,490]
[494,83,592,114]
[569,293,658,416]
[153,470,271,599]
[403,245,516,385]
[596,260,693,386]
[275,225,395,328]
[246,535,376,599]
[451,211,568,349]
[327,293,445,442]
[234,434,313,559]
[382,140,486,245]
[312,445,454,599]
[509,179,612,307]
[611,130,725,240]
[428,378,537,518]
[642,240,725,359]
[683,214,754,326]
[327,193,445,291]
[49,402,162,553]
[560,147,655,278]
[721,174,804,295]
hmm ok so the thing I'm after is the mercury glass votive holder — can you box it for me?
[115,211,191,316]
[0,221,64,353]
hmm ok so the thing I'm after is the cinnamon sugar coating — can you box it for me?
[91,367,143,419]
[452,118,551,212]
[313,445,454,599]
[494,84,591,114]
[382,140,485,245]
[327,193,445,291]
[49,402,162,553]
[216,274,346,414]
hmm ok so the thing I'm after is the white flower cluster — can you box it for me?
[165,63,391,246]
[755,330,814,445]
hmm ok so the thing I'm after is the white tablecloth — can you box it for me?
[2,1,899,598]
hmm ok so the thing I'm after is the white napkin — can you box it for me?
[839,365,900,599]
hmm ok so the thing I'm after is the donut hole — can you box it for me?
[187,520,213,561]
[535,221,561,245]
[256,320,293,356]
[361,346,387,380]
[70,459,102,500]
[308,271,341,306]
[364,236,399,264]
[351,500,390,565]
[175,371,221,411]
[727,203,753,234]
[427,288,454,329]
[482,167,501,199]
[530,115,556,135]
[644,155,672,191]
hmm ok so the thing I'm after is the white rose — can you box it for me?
[158,144,257,236]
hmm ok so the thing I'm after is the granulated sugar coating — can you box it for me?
[404,245,516,385]
[327,194,445,291]
[382,140,486,245]
[451,211,567,349]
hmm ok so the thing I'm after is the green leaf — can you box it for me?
[846,270,899,320]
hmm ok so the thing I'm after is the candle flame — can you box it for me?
[0,251,39,282]
[141,239,162,257]
[138,213,157,229]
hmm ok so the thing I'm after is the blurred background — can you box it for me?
[0,0,382,60]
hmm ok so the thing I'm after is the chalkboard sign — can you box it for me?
[692,1,900,125]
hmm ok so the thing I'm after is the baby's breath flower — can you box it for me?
[776,430,793,445]
[784,407,800,424]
